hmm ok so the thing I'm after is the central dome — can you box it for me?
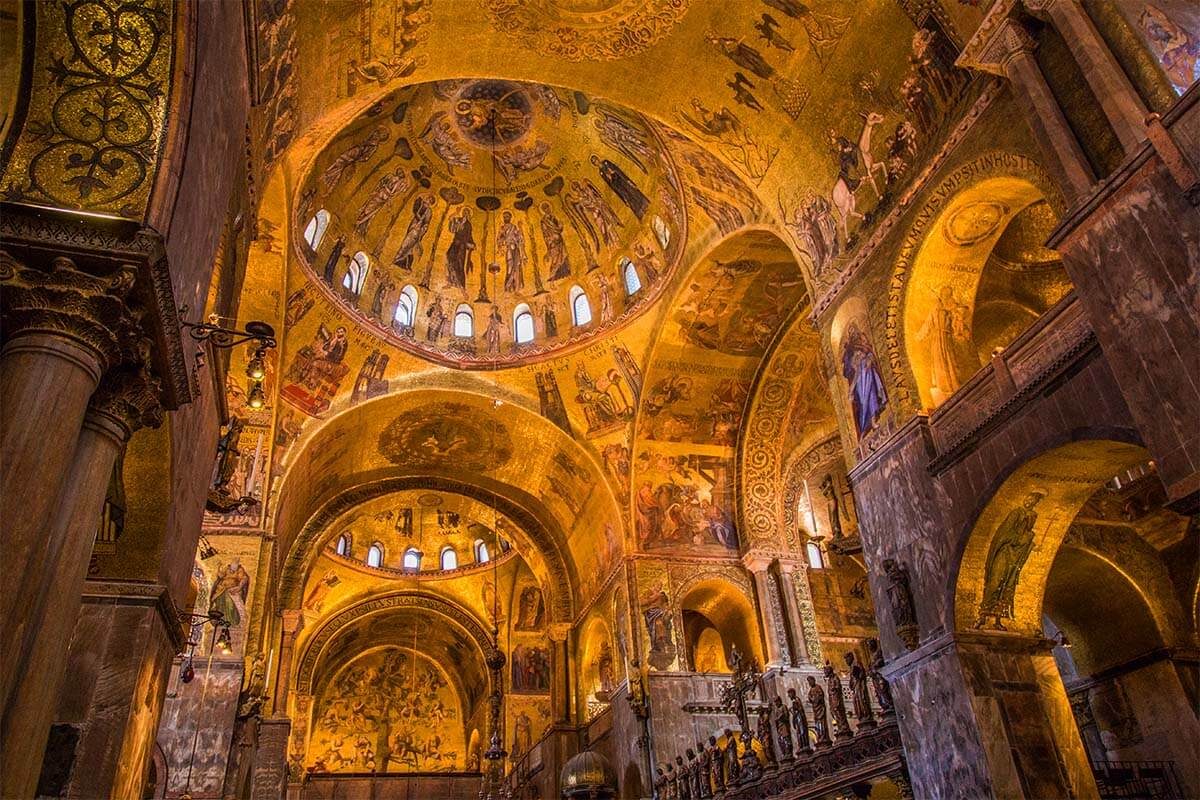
[296,78,687,368]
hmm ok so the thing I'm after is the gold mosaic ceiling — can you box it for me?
[296,78,686,368]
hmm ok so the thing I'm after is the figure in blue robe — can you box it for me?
[841,323,887,437]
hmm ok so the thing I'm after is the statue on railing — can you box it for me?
[665,762,679,800]
[722,728,741,784]
[787,687,812,753]
[824,661,854,740]
[675,755,692,800]
[807,676,832,747]
[695,741,713,799]
[706,736,724,792]
[883,559,920,650]
[755,706,777,768]
[865,638,895,717]
[654,766,667,800]
[772,696,794,760]
[845,652,877,730]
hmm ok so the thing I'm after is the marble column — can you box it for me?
[744,556,789,668]
[6,369,162,799]
[963,17,1096,200]
[272,611,305,716]
[37,581,184,800]
[0,257,137,720]
[776,561,819,666]
[250,717,292,800]
[549,623,573,724]
[1025,0,1149,152]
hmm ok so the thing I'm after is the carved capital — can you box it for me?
[958,2,1036,76]
[0,254,139,372]
[89,352,166,438]
[548,622,572,643]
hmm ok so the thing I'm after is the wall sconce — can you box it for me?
[180,311,277,409]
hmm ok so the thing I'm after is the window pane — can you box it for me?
[454,310,473,337]
[441,548,457,570]
[515,312,535,343]
[623,259,641,295]
[367,545,383,567]
[573,293,592,326]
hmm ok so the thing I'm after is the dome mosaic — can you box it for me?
[296,78,687,369]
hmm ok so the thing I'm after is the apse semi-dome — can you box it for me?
[296,78,687,368]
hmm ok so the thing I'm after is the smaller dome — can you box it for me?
[560,750,618,799]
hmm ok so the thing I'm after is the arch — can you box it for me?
[343,251,369,297]
[335,533,350,557]
[621,257,641,296]
[475,539,490,564]
[578,614,617,713]
[953,439,1153,635]
[677,577,762,670]
[394,284,418,328]
[513,303,535,344]
[453,304,474,337]
[440,546,458,571]
[885,153,1065,414]
[366,542,384,567]
[569,286,592,326]
[304,209,331,251]
[402,547,421,571]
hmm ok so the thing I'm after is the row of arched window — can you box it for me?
[304,210,647,342]
[334,533,490,571]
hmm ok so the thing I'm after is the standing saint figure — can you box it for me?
[755,706,776,766]
[498,211,526,292]
[772,696,794,759]
[844,652,876,730]
[977,490,1046,629]
[824,662,852,739]
[322,236,346,285]
[916,285,974,406]
[392,193,436,271]
[444,207,475,289]
[209,561,250,628]
[840,322,887,437]
[787,687,811,753]
[595,273,614,322]
[865,638,894,716]
[591,153,650,219]
[807,675,831,746]
[539,203,572,281]
[425,296,447,341]
[483,305,503,354]
[722,729,740,784]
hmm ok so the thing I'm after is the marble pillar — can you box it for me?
[1025,0,1149,152]
[272,611,304,716]
[744,557,789,668]
[550,623,573,724]
[250,717,292,800]
[0,257,137,724]
[777,561,818,666]
[1048,92,1200,508]
[37,582,183,800]
[963,18,1096,200]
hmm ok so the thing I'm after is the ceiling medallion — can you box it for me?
[481,0,690,62]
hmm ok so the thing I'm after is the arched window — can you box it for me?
[335,533,350,556]
[513,303,535,344]
[366,543,384,568]
[621,257,641,296]
[304,209,330,251]
[570,286,592,327]
[394,285,418,327]
[806,542,825,569]
[343,251,369,297]
[453,304,474,337]
[402,547,422,571]
[440,547,458,571]
[474,539,490,564]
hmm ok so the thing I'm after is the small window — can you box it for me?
[513,304,535,344]
[453,304,474,337]
[570,286,592,327]
[621,257,641,296]
[474,539,490,564]
[343,251,369,296]
[806,542,825,569]
[403,547,422,571]
[394,285,418,327]
[367,543,384,568]
[440,547,458,571]
[304,210,330,251]
[335,534,350,557]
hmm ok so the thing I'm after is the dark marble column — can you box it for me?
[1048,92,1200,508]
[744,556,790,668]
[37,581,185,800]
[549,623,573,724]
[250,717,292,800]
[272,611,305,716]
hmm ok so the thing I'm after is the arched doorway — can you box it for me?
[678,579,762,672]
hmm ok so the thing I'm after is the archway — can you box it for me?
[903,176,1073,410]
[678,578,761,672]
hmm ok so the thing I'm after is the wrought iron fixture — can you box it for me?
[180,310,277,408]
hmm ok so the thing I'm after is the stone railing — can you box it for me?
[1091,760,1185,800]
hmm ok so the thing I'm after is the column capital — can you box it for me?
[958,2,1036,77]
[548,622,572,642]
[89,345,166,440]
[280,609,305,636]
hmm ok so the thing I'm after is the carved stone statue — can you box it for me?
[654,766,667,800]
[845,652,876,730]
[693,745,712,799]
[707,735,724,792]
[665,763,679,800]
[627,658,648,719]
[212,416,245,491]
[882,558,920,650]
[675,755,692,800]
[772,696,794,759]
[824,661,853,740]
[722,728,741,784]
[807,676,831,747]
[755,705,776,767]
[821,472,844,541]
[787,687,811,753]
[865,638,895,716]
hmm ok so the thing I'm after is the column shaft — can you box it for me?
[777,565,815,666]
[749,567,788,668]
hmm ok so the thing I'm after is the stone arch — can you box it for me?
[577,614,616,711]
[885,152,1064,414]
[677,577,763,671]
[953,437,1153,635]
